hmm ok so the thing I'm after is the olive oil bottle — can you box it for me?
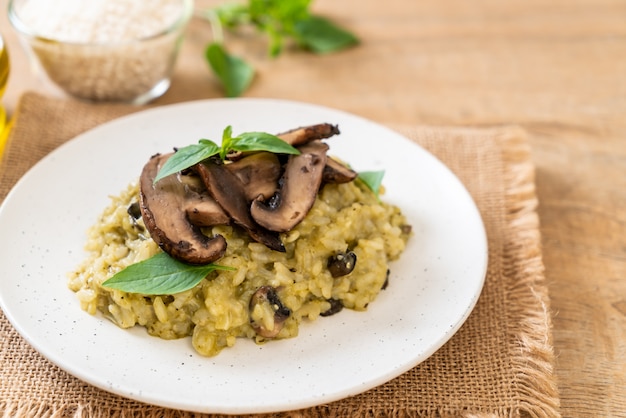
[0,33,10,156]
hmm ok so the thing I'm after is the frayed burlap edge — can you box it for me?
[302,127,562,418]
[499,127,560,418]
[307,126,562,418]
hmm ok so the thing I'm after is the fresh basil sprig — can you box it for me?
[293,15,359,54]
[358,170,385,197]
[101,252,235,295]
[218,125,300,159]
[205,42,255,98]
[199,0,359,96]
[153,126,300,184]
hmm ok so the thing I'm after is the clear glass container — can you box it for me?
[8,0,193,104]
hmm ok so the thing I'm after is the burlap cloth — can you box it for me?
[0,93,560,418]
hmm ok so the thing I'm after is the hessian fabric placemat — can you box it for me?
[0,92,560,417]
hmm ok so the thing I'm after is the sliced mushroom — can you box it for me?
[322,157,358,184]
[250,140,329,232]
[127,201,142,221]
[276,123,340,146]
[225,152,281,201]
[139,153,227,265]
[177,172,230,227]
[320,298,344,317]
[184,195,231,227]
[382,269,390,290]
[195,159,285,252]
[126,201,146,235]
[327,250,357,278]
[249,286,291,338]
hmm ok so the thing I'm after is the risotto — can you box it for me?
[67,125,411,357]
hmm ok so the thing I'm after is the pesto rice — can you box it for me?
[68,178,410,356]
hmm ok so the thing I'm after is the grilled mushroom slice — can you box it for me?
[178,172,230,227]
[323,157,358,184]
[195,159,285,252]
[250,140,329,232]
[139,154,227,265]
[277,123,340,146]
[327,250,357,278]
[225,152,281,201]
[320,298,344,317]
[249,286,291,338]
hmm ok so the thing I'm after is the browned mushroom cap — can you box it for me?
[327,250,357,278]
[225,152,281,201]
[276,123,340,146]
[250,140,329,232]
[249,286,291,338]
[322,157,358,184]
[195,159,286,252]
[139,154,227,265]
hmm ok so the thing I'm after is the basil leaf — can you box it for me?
[102,252,234,295]
[205,42,255,97]
[153,139,220,184]
[358,170,385,197]
[232,132,301,155]
[294,15,359,54]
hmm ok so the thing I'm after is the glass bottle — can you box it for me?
[0,33,9,156]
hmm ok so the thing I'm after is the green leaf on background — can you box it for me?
[266,26,284,57]
[358,170,385,197]
[200,0,359,96]
[247,0,311,56]
[248,0,311,32]
[294,15,359,53]
[214,3,250,28]
[205,42,255,97]
[153,139,220,184]
[102,252,234,295]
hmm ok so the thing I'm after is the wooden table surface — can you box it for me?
[2,0,625,416]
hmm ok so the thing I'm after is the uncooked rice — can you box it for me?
[15,0,189,102]
[68,179,410,356]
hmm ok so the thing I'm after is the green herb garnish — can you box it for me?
[153,126,300,184]
[218,126,301,159]
[101,252,235,295]
[358,170,385,197]
[198,0,359,96]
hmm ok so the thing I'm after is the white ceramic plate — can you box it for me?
[0,99,487,414]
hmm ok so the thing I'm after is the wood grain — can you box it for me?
[2,0,625,415]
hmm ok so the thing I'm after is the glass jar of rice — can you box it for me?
[8,0,193,104]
